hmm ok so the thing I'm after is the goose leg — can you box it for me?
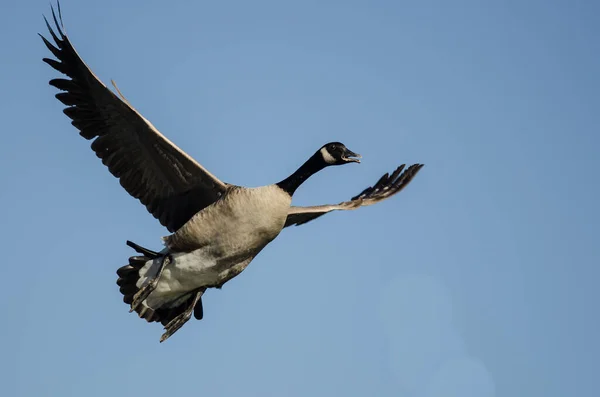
[160,289,205,343]
[130,254,171,313]
[126,240,160,259]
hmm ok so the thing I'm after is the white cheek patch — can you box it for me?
[320,147,336,164]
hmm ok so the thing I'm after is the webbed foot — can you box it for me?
[129,254,171,313]
[160,290,203,342]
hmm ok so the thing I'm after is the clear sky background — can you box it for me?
[1,1,598,396]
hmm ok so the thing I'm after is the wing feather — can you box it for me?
[284,163,424,227]
[41,3,228,232]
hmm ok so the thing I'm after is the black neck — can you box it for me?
[276,152,327,196]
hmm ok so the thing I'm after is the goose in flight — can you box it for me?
[40,3,424,342]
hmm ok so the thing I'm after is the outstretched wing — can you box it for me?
[40,3,228,232]
[284,163,424,227]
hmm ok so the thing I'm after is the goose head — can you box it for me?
[318,142,362,165]
[276,141,361,196]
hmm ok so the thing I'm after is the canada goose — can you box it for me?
[40,3,424,342]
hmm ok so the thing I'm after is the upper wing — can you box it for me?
[284,163,424,227]
[40,4,228,232]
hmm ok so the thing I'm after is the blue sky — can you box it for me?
[1,0,598,396]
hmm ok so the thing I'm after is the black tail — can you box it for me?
[116,254,157,321]
[116,241,205,325]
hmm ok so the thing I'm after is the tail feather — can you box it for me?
[116,241,205,326]
[117,256,147,305]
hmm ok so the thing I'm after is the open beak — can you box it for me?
[342,149,362,163]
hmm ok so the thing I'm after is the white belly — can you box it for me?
[137,185,292,309]
[136,248,225,308]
